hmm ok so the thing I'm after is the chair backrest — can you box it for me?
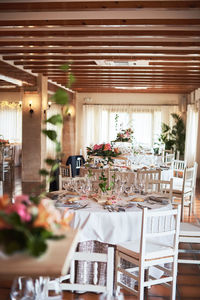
[59,164,72,190]
[59,247,114,295]
[145,178,173,201]
[164,153,175,167]
[60,164,72,178]
[140,205,181,261]
[172,159,186,179]
[108,170,137,187]
[137,169,161,183]
[183,162,198,192]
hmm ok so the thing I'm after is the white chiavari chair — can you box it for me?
[115,205,181,300]
[145,178,173,202]
[59,163,72,190]
[173,162,198,221]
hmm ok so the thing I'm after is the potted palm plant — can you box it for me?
[159,113,186,159]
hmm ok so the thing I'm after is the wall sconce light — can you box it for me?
[19,101,22,108]
[44,101,52,115]
[29,100,34,115]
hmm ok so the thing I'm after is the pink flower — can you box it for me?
[14,194,30,205]
[103,143,111,151]
[6,203,31,222]
[93,144,102,151]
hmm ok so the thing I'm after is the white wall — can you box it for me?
[0,91,21,102]
[77,92,181,105]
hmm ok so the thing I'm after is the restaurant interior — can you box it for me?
[0,1,200,300]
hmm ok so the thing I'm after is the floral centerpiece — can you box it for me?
[0,136,9,147]
[114,128,134,143]
[0,194,72,257]
[86,143,121,163]
[0,65,75,258]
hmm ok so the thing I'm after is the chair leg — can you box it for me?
[138,265,145,300]
[115,250,121,294]
[181,195,184,221]
[170,258,178,300]
[189,195,192,216]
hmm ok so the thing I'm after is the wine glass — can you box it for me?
[35,277,62,300]
[10,276,35,300]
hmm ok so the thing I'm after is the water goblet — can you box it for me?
[10,276,35,300]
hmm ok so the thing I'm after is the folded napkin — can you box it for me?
[146,196,169,205]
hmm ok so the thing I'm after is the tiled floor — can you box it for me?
[1,170,200,300]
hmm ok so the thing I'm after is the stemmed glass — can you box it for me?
[10,276,35,300]
[35,277,62,300]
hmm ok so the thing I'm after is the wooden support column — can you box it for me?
[62,94,76,163]
[22,75,47,182]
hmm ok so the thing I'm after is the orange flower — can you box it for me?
[60,210,74,229]
[114,147,120,154]
[0,194,11,209]
[33,202,51,230]
[103,143,111,151]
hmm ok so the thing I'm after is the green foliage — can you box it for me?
[98,171,114,193]
[45,114,63,125]
[51,88,69,105]
[99,171,109,193]
[42,129,57,141]
[0,64,74,257]
[159,113,185,156]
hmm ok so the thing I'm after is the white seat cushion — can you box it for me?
[117,238,174,260]
[180,222,200,237]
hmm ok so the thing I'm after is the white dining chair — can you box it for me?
[59,163,72,190]
[164,153,175,168]
[145,178,173,202]
[172,162,198,221]
[178,222,200,265]
[172,159,187,184]
[137,169,161,182]
[115,205,181,300]
[58,247,114,295]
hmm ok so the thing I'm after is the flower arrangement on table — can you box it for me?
[0,65,75,258]
[114,128,134,143]
[86,143,121,164]
[0,194,73,257]
[0,136,9,147]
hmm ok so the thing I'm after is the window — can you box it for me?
[82,104,178,156]
[0,101,22,143]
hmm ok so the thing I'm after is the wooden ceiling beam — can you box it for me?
[0,10,200,22]
[3,55,200,61]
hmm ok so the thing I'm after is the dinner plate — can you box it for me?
[55,200,88,209]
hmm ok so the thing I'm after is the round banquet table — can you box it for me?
[56,195,172,290]
[63,198,172,244]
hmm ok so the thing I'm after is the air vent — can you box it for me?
[95,60,149,67]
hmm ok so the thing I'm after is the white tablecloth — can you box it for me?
[60,198,172,244]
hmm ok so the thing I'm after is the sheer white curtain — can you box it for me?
[46,104,62,159]
[0,101,22,142]
[185,104,198,166]
[82,104,178,156]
